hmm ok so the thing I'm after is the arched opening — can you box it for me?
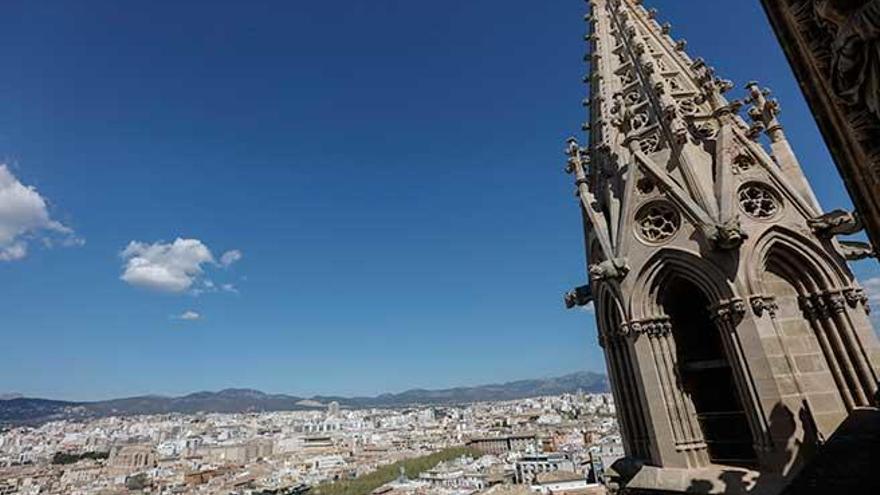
[661,277,757,466]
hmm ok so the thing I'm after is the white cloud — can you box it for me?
[177,310,201,321]
[0,165,81,261]
[221,283,238,294]
[120,238,216,293]
[220,249,242,267]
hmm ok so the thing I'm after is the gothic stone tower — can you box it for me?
[564,0,880,493]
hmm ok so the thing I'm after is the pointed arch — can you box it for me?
[630,248,738,321]
[626,248,760,467]
[748,226,874,412]
[747,226,851,295]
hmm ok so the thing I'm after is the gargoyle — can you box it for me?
[710,218,748,250]
[808,209,863,237]
[838,240,876,260]
[589,258,630,282]
[564,284,594,309]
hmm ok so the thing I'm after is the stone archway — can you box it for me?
[624,249,766,468]
[660,276,757,466]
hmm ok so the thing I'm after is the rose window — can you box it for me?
[636,202,680,244]
[738,183,780,219]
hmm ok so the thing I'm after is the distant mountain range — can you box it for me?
[0,371,607,426]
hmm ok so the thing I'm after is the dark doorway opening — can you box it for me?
[662,278,757,466]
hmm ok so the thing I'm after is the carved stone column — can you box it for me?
[637,317,709,468]
[605,324,653,460]
[600,328,639,456]
[711,299,774,455]
[801,293,868,407]
[824,291,876,397]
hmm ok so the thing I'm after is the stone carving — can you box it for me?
[808,209,864,237]
[799,296,819,320]
[763,0,880,253]
[648,320,673,338]
[574,0,880,485]
[751,295,780,318]
[732,154,756,175]
[738,183,781,219]
[564,284,594,309]
[690,121,718,140]
[627,317,673,339]
[838,239,877,260]
[815,296,832,319]
[638,132,661,154]
[844,287,871,313]
[610,92,635,133]
[589,258,630,281]
[711,299,747,324]
[815,0,880,120]
[635,202,680,244]
[799,291,856,317]
[825,291,850,313]
[746,82,782,134]
[677,97,699,116]
[710,217,748,250]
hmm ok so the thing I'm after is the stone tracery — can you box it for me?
[635,202,680,244]
[738,183,781,219]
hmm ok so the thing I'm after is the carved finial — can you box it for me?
[565,137,580,156]
[745,81,784,139]
[661,23,671,35]
[565,138,581,174]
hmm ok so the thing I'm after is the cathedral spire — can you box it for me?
[565,1,880,491]
[573,0,827,264]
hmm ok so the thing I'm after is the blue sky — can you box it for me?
[1,0,877,401]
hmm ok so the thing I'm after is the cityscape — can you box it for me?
[0,390,621,495]
[3,0,880,493]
